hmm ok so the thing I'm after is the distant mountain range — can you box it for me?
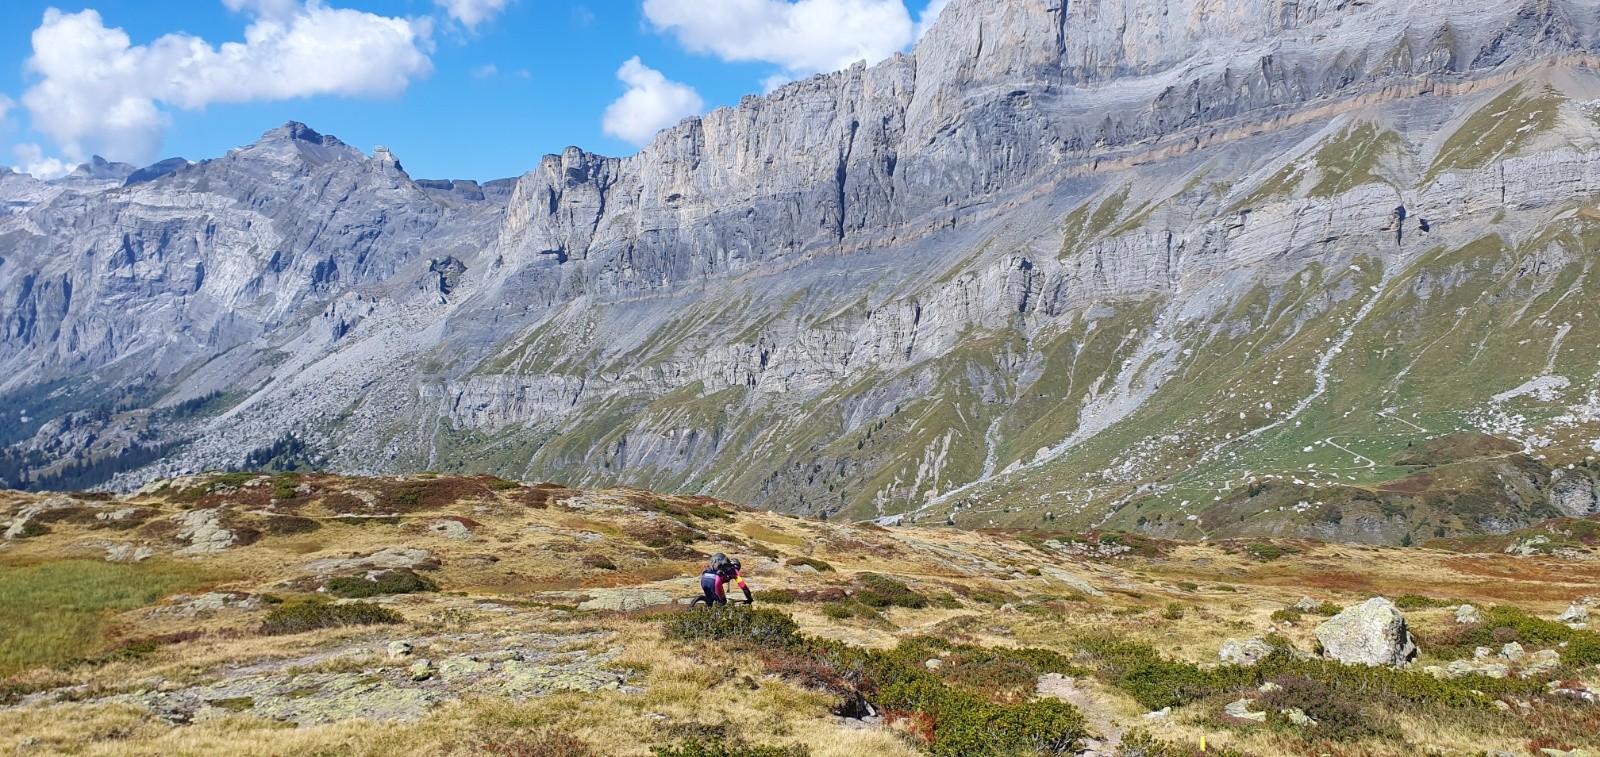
[4,0,1600,544]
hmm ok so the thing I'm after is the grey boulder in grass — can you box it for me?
[1314,598,1418,668]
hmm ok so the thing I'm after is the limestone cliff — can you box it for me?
[3,0,1600,544]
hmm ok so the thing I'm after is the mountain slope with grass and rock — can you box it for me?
[5,0,1600,543]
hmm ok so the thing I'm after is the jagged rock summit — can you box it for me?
[3,0,1600,544]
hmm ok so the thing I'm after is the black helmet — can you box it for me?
[728,558,742,571]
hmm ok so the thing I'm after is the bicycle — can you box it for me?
[688,595,754,609]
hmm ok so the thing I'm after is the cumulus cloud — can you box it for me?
[434,0,509,30]
[222,0,303,20]
[20,2,433,165]
[13,143,71,180]
[601,57,703,147]
[0,94,13,123]
[643,0,914,80]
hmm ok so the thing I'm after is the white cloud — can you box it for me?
[601,57,703,147]
[13,143,71,180]
[915,0,950,40]
[434,0,509,30]
[472,63,498,78]
[0,94,13,123]
[222,0,302,21]
[643,0,914,79]
[20,3,433,165]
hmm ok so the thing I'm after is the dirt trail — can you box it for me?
[1037,673,1125,756]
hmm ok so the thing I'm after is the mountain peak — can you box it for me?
[70,155,138,181]
[240,121,364,167]
[261,121,346,148]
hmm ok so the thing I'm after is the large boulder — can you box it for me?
[1314,598,1418,667]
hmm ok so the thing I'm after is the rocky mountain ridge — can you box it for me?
[4,0,1600,544]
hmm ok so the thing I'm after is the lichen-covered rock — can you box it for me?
[1223,698,1266,723]
[159,592,261,617]
[1505,535,1552,556]
[500,661,623,694]
[305,547,437,576]
[1036,566,1106,598]
[1455,604,1483,624]
[437,656,493,680]
[1520,650,1563,678]
[1282,708,1316,727]
[1447,659,1509,678]
[172,509,234,556]
[1556,603,1590,624]
[1219,638,1275,666]
[427,519,473,541]
[4,497,77,539]
[1314,598,1417,667]
[575,588,675,612]
[105,544,155,563]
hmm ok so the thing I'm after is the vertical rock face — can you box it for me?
[1315,598,1419,667]
[3,0,1600,542]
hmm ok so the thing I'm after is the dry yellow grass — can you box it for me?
[1,473,1596,755]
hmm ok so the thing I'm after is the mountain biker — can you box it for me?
[701,552,752,606]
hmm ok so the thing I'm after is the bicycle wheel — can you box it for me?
[689,596,710,608]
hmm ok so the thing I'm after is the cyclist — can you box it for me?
[700,552,753,606]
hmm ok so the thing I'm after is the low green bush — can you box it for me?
[1118,729,1248,757]
[324,569,437,598]
[484,477,523,491]
[663,606,803,649]
[14,521,49,539]
[783,556,834,572]
[662,611,1087,756]
[1270,608,1301,623]
[1244,543,1301,561]
[1075,634,1541,714]
[820,599,883,622]
[1259,674,1400,742]
[269,474,300,501]
[259,598,402,635]
[854,573,927,609]
[651,735,807,757]
[964,587,1019,606]
[759,589,796,604]
[1272,601,1342,624]
[1392,595,1452,610]
[1421,605,1600,666]
[582,554,619,571]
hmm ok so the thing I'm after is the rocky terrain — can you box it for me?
[5,0,1600,542]
[2,473,1598,755]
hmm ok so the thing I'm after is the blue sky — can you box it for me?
[0,0,950,181]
